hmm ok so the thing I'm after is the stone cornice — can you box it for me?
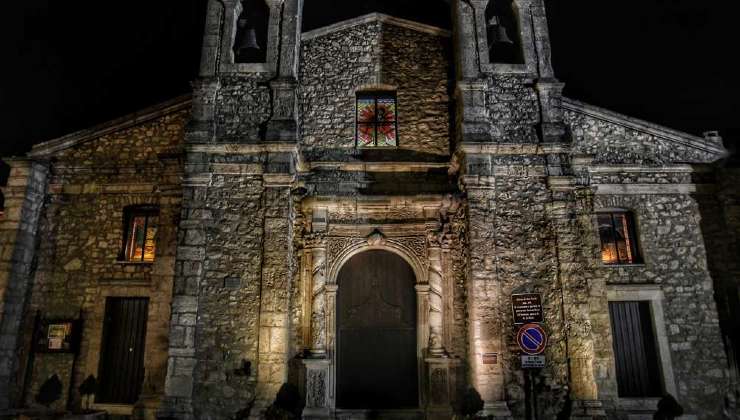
[301,13,452,41]
[560,97,727,156]
[187,143,298,154]
[458,143,570,155]
[28,96,192,158]
[594,183,716,195]
[306,162,449,173]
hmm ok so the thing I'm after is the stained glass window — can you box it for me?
[598,212,641,265]
[356,93,398,147]
[123,207,159,263]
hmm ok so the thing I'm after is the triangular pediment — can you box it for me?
[302,13,451,42]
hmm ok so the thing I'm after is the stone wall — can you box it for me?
[214,75,272,143]
[13,106,187,411]
[563,105,722,165]
[487,75,540,143]
[592,191,730,418]
[463,161,573,418]
[300,20,452,155]
[191,174,266,418]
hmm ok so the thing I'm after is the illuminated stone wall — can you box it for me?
[8,103,187,412]
[300,17,452,155]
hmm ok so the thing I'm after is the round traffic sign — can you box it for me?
[516,323,547,355]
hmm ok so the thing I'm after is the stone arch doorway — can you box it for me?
[336,250,419,409]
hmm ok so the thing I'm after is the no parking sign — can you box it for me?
[516,323,548,355]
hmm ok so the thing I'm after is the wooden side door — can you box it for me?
[97,297,149,404]
[336,250,418,409]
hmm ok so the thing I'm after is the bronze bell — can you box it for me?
[236,21,261,52]
[488,16,514,45]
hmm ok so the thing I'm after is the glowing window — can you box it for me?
[356,93,398,148]
[598,212,641,265]
[123,207,159,263]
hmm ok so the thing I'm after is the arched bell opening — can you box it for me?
[335,250,420,409]
[485,0,525,64]
[302,0,452,32]
[234,0,270,63]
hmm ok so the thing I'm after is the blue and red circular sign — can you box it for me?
[516,323,548,355]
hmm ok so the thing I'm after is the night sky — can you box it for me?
[1,0,738,183]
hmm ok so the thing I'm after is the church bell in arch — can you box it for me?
[488,16,514,46]
[236,19,261,53]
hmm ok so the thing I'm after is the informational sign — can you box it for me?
[35,319,80,353]
[511,293,543,324]
[516,323,548,355]
[521,355,546,369]
[482,353,498,365]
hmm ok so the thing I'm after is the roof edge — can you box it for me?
[28,94,193,158]
[302,12,452,41]
[561,97,727,156]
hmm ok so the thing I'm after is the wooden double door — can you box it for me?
[336,250,419,409]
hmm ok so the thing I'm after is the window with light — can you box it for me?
[597,211,642,265]
[356,92,398,148]
[122,206,159,263]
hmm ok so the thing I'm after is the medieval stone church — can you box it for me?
[0,0,738,419]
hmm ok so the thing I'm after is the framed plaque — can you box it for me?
[35,319,80,353]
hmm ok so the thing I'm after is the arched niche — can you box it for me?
[302,0,452,32]
[233,0,270,63]
[485,0,525,64]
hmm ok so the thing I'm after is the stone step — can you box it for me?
[334,409,425,420]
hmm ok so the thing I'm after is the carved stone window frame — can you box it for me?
[219,0,281,74]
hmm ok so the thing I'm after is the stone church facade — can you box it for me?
[0,1,738,419]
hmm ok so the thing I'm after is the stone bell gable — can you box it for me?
[299,13,452,155]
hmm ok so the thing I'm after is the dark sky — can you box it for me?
[1,0,738,183]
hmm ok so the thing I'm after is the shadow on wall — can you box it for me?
[302,0,452,31]
[0,159,8,215]
[692,160,740,415]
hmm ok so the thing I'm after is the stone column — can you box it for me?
[426,235,446,356]
[266,0,302,141]
[463,180,513,419]
[306,236,327,356]
[159,165,210,420]
[199,0,225,77]
[453,0,493,143]
[546,178,607,419]
[253,186,293,414]
[0,159,48,410]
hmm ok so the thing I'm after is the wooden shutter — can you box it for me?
[609,301,662,398]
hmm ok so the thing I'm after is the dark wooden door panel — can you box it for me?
[609,301,662,398]
[337,250,418,409]
[97,297,149,404]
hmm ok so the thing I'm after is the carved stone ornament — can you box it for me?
[366,229,387,247]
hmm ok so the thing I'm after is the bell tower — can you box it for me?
[452,0,606,418]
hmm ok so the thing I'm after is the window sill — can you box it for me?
[114,260,155,266]
[601,263,646,268]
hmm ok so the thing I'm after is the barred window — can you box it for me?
[597,212,642,265]
[356,92,398,148]
[122,206,159,263]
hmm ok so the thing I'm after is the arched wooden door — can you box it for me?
[336,250,418,409]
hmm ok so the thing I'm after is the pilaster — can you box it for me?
[0,159,48,410]
[158,168,210,420]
